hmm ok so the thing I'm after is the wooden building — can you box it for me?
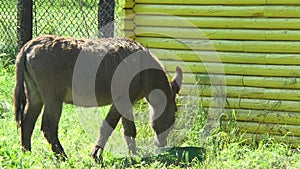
[122,0,300,146]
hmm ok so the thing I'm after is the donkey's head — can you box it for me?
[149,67,183,147]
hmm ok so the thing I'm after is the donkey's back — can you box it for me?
[16,35,162,108]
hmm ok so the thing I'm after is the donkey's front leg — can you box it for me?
[92,104,121,163]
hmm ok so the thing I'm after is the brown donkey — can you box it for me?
[14,35,182,162]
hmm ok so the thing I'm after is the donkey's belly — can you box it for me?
[63,87,113,107]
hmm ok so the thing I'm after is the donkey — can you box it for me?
[14,35,182,162]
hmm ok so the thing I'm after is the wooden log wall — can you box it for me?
[122,0,300,146]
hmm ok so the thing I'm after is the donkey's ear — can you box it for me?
[170,66,183,94]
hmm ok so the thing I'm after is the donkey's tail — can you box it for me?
[14,47,27,127]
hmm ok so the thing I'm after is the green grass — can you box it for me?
[1,59,300,168]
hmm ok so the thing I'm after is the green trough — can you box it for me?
[116,146,205,166]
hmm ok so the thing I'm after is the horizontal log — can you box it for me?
[136,27,300,41]
[136,37,300,53]
[181,84,300,101]
[237,76,300,89]
[124,31,135,38]
[161,61,300,77]
[135,0,300,5]
[124,9,135,19]
[200,97,300,112]
[179,96,300,116]
[221,109,300,125]
[151,49,300,64]
[123,20,135,30]
[178,73,300,89]
[267,0,300,5]
[241,133,300,148]
[222,121,300,137]
[135,15,300,29]
[134,5,300,18]
[136,0,264,4]
[123,0,135,8]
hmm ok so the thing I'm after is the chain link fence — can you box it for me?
[0,0,18,62]
[33,0,98,37]
[0,0,120,61]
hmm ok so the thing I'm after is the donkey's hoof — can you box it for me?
[92,146,103,164]
[95,155,103,164]
[55,152,68,162]
[21,147,31,153]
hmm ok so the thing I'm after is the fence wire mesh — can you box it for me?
[33,0,98,38]
[0,0,18,61]
[0,0,119,60]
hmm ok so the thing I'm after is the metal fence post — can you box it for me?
[98,0,115,38]
[17,0,33,50]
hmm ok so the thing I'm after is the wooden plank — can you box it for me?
[136,37,300,53]
[267,30,300,41]
[200,97,300,112]
[124,31,135,38]
[266,6,300,18]
[123,0,135,8]
[151,49,300,64]
[241,133,300,148]
[267,0,300,5]
[221,109,300,125]
[135,15,300,29]
[222,121,300,137]
[134,5,264,17]
[181,84,300,101]
[136,26,209,39]
[161,61,300,77]
[134,5,300,18]
[136,0,300,5]
[240,76,300,89]
[124,20,135,30]
[136,27,300,41]
[179,73,300,89]
[135,0,266,5]
[124,9,135,19]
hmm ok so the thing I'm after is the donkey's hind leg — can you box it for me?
[21,77,43,151]
[122,116,137,155]
[21,93,43,151]
[41,98,67,160]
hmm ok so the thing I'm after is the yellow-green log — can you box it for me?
[136,37,300,53]
[150,48,300,64]
[136,27,300,41]
[181,84,300,101]
[135,15,300,29]
[241,133,300,147]
[222,121,300,137]
[124,20,135,30]
[135,0,300,5]
[124,9,135,19]
[123,0,135,8]
[124,31,135,38]
[179,73,300,89]
[221,109,300,125]
[134,5,300,18]
[200,97,300,112]
[161,60,300,77]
